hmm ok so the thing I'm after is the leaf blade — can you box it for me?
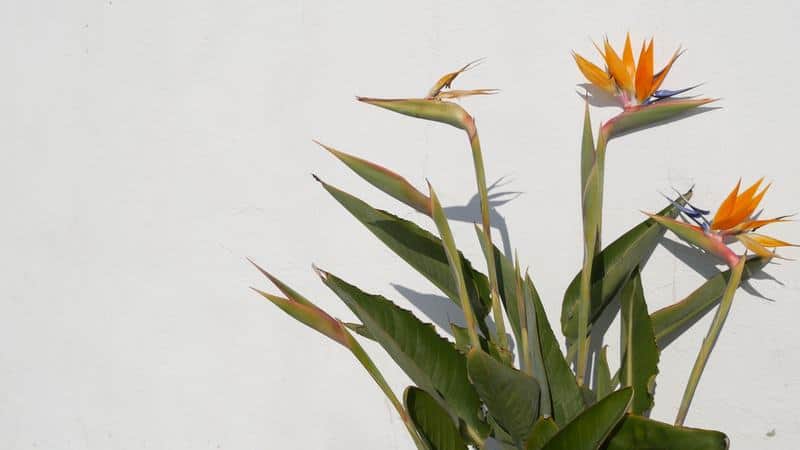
[320,270,490,438]
[318,141,431,215]
[603,415,729,450]
[319,179,492,323]
[405,386,468,450]
[541,387,633,450]
[619,269,659,415]
[561,193,691,343]
[467,348,541,445]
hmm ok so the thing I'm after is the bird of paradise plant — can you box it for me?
[250,34,793,450]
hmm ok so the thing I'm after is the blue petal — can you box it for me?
[652,84,701,99]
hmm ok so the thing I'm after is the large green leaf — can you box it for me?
[474,232,543,373]
[319,179,492,324]
[251,265,427,450]
[580,97,595,196]
[358,96,471,131]
[429,182,484,351]
[605,98,716,139]
[561,194,690,343]
[526,418,559,450]
[472,232,553,414]
[318,141,431,215]
[405,386,467,450]
[450,323,507,362]
[651,256,766,347]
[619,269,659,415]
[319,270,489,438]
[602,415,728,450]
[467,348,540,445]
[541,387,633,450]
[594,346,612,401]
[526,275,584,427]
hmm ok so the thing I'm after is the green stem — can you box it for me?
[576,127,609,385]
[514,252,533,375]
[465,116,510,356]
[347,335,428,450]
[430,184,482,349]
[675,256,746,426]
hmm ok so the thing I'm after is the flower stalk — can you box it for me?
[675,255,746,426]
[464,115,511,357]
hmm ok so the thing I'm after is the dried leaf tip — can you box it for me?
[312,263,328,281]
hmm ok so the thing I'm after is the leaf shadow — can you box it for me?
[391,283,514,354]
[659,236,776,300]
[656,238,781,350]
[443,176,523,257]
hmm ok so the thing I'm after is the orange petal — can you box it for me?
[573,52,616,95]
[426,58,484,99]
[737,234,775,258]
[622,33,635,81]
[712,179,742,229]
[635,39,654,103]
[604,38,633,93]
[722,179,767,229]
[736,215,793,232]
[648,45,683,98]
[749,233,798,248]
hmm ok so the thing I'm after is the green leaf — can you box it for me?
[651,256,766,347]
[647,213,738,266]
[526,418,559,450]
[450,323,507,362]
[358,97,471,131]
[619,269,659,415]
[527,275,585,427]
[319,179,492,324]
[561,193,691,343]
[429,182,483,350]
[344,322,373,340]
[473,231,542,375]
[541,387,633,450]
[249,259,314,307]
[580,97,595,194]
[319,270,490,438]
[317,141,431,215]
[467,348,541,445]
[251,265,427,450]
[252,288,352,347]
[602,415,729,450]
[605,98,716,140]
[405,386,467,450]
[594,346,612,401]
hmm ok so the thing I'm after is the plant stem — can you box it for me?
[576,127,609,386]
[514,252,533,375]
[464,116,510,356]
[429,184,482,349]
[347,335,428,450]
[675,256,746,426]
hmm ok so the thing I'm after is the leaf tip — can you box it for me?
[312,263,328,281]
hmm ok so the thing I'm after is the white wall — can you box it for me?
[2,1,799,448]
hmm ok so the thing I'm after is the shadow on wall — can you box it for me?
[443,176,522,258]
[391,176,520,344]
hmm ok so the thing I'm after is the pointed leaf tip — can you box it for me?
[356,97,470,130]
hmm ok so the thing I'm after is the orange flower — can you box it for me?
[709,179,796,258]
[573,33,688,108]
[651,179,796,266]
